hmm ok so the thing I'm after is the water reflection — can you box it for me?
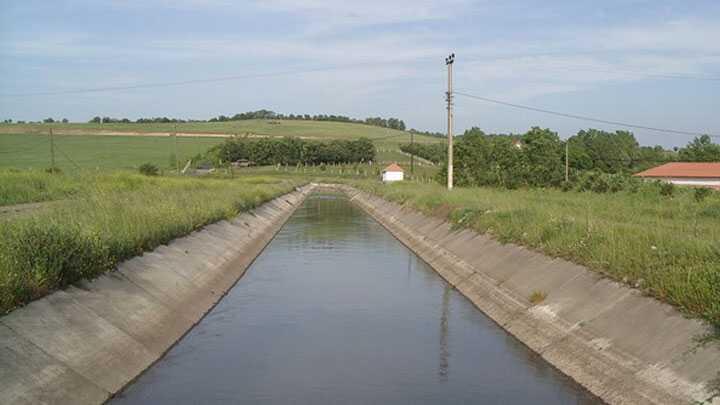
[439,284,451,382]
[112,193,601,404]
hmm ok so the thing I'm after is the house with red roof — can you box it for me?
[634,162,720,189]
[382,163,404,182]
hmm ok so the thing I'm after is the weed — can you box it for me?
[138,163,159,176]
[530,290,548,305]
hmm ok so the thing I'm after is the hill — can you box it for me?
[0,120,444,170]
[0,120,442,145]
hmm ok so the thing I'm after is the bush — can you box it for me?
[695,187,712,203]
[659,181,675,197]
[138,163,159,176]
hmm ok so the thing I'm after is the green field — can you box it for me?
[0,120,443,170]
[0,133,223,170]
[0,120,442,145]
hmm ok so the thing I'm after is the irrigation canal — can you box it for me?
[111,192,600,404]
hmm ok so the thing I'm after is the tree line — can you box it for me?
[209,110,406,130]
[429,127,720,191]
[399,143,447,163]
[77,110,407,130]
[205,137,376,166]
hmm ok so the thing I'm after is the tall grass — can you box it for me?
[351,180,720,329]
[0,171,304,314]
[0,169,86,205]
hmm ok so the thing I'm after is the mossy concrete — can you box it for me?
[0,185,314,405]
[336,184,720,405]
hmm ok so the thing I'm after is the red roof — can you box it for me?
[634,162,720,178]
[383,163,404,172]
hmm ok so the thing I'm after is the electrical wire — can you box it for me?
[454,91,719,138]
[0,62,393,98]
[53,144,82,169]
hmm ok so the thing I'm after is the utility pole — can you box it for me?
[565,140,569,183]
[49,127,56,171]
[445,53,455,190]
[173,124,179,173]
[410,131,415,175]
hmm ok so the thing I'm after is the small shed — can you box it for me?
[382,163,404,182]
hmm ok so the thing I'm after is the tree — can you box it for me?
[678,135,720,162]
[521,127,564,187]
[61,118,69,123]
[43,118,55,123]
[567,129,640,174]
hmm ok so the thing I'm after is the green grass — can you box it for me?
[0,120,442,146]
[0,171,305,314]
[349,180,720,329]
[0,133,224,170]
[0,120,444,171]
[0,169,87,205]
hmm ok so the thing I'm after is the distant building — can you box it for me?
[231,159,253,167]
[382,163,404,182]
[634,162,720,189]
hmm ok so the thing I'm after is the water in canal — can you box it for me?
[113,192,600,404]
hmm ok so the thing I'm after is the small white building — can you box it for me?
[382,163,404,182]
[634,162,720,189]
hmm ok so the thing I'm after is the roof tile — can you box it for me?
[634,162,720,178]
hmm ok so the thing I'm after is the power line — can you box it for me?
[5,54,718,98]
[454,91,719,138]
[0,62,390,98]
[460,54,720,82]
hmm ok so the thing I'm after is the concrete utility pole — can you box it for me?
[445,53,455,190]
[565,141,569,183]
[49,127,55,171]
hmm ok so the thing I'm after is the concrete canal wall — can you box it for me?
[0,185,314,405]
[337,185,720,405]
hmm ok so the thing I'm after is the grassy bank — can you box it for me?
[0,171,304,314]
[350,180,720,329]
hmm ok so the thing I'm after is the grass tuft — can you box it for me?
[529,290,548,305]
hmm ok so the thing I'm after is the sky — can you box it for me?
[1,0,719,148]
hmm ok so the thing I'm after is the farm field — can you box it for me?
[0,133,224,170]
[0,119,443,146]
[0,120,443,170]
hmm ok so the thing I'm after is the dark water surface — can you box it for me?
[113,193,600,404]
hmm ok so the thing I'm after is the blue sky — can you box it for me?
[1,0,719,147]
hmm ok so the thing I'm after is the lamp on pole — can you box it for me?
[445,53,455,190]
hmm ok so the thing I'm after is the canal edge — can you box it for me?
[0,184,317,405]
[330,183,720,405]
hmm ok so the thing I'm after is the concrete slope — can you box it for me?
[0,185,314,405]
[338,185,720,405]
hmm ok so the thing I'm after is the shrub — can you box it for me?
[659,181,675,197]
[138,163,159,176]
[694,187,712,203]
